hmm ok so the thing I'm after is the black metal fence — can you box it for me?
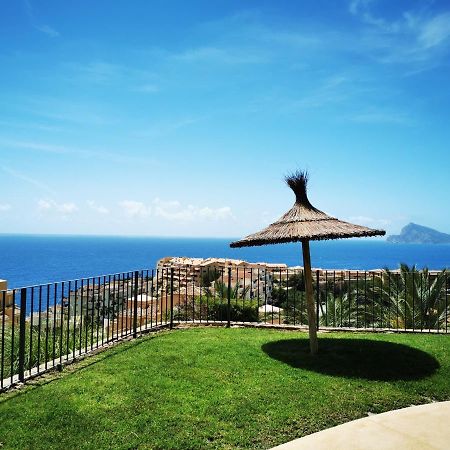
[1,265,448,390]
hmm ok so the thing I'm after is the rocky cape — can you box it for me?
[387,223,450,244]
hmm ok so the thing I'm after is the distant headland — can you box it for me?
[387,223,450,244]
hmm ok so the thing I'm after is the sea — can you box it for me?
[0,234,449,289]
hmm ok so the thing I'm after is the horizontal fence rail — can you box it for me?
[1,265,448,390]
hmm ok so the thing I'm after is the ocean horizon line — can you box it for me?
[0,232,392,243]
[0,232,240,240]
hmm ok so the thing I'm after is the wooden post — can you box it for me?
[302,240,318,354]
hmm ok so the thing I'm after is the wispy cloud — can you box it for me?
[287,75,351,110]
[172,46,268,65]
[63,61,159,94]
[348,215,391,228]
[349,110,413,125]
[246,73,358,115]
[418,13,450,49]
[134,84,160,94]
[65,61,123,84]
[87,201,109,215]
[16,97,114,126]
[0,204,11,212]
[349,0,371,16]
[216,2,448,72]
[1,166,56,195]
[0,139,157,166]
[119,200,151,218]
[0,120,65,133]
[0,139,67,154]
[152,198,234,221]
[24,0,60,38]
[119,198,234,222]
[134,117,200,138]
[37,199,78,222]
[35,24,59,38]
[349,1,450,68]
[38,199,78,214]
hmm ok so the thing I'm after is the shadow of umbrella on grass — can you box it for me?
[230,170,385,355]
[262,338,440,381]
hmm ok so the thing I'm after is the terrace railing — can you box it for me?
[1,265,448,390]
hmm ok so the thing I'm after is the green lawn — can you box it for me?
[1,327,449,449]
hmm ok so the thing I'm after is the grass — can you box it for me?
[0,327,450,449]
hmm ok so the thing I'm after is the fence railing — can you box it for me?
[1,265,448,390]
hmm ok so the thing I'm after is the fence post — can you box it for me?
[445,273,448,334]
[316,270,320,330]
[170,268,174,329]
[227,267,231,328]
[18,288,27,382]
[133,271,139,338]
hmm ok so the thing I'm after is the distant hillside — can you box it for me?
[387,223,450,244]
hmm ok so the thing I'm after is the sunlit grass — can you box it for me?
[0,327,449,449]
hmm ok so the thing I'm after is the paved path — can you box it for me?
[272,401,450,450]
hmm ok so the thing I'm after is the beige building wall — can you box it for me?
[3,306,20,324]
[0,280,15,311]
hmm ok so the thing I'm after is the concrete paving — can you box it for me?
[271,401,450,450]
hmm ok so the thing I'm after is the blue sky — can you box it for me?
[1,0,449,237]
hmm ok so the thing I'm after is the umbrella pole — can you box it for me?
[302,239,318,355]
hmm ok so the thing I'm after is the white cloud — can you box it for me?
[152,198,233,221]
[348,216,391,227]
[119,198,234,222]
[119,200,151,218]
[38,199,78,214]
[37,199,52,211]
[0,204,11,212]
[59,203,78,214]
[87,200,109,214]
[198,206,233,220]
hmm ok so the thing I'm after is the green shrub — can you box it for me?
[173,296,259,322]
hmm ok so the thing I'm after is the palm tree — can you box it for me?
[205,280,250,301]
[373,264,448,330]
[319,292,354,327]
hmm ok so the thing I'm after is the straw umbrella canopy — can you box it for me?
[230,171,385,354]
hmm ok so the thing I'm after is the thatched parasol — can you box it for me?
[230,170,385,354]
